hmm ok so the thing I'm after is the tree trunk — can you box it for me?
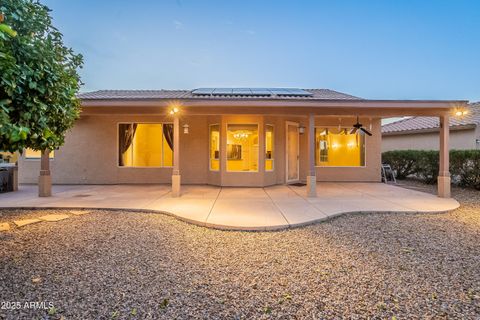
[38,149,52,197]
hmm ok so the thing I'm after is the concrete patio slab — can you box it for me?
[0,183,460,231]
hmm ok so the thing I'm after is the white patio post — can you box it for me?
[38,149,52,197]
[438,114,450,198]
[306,114,317,197]
[172,115,181,197]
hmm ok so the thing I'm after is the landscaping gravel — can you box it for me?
[0,184,479,319]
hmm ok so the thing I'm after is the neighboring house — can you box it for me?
[382,103,480,151]
[17,88,466,197]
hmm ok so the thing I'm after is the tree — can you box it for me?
[0,0,83,195]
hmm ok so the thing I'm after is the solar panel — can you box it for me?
[212,88,233,95]
[191,88,312,97]
[191,88,214,95]
[250,88,272,96]
[232,88,254,95]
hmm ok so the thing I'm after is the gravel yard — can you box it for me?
[0,183,479,319]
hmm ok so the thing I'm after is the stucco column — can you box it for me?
[306,114,317,197]
[438,115,450,198]
[172,116,181,197]
[38,149,52,197]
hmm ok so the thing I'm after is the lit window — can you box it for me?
[118,123,173,167]
[315,128,365,167]
[265,125,274,171]
[227,124,258,172]
[209,124,220,171]
[24,149,54,159]
[0,151,18,163]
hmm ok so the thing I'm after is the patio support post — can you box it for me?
[38,149,52,197]
[306,114,317,197]
[438,114,450,198]
[172,115,181,197]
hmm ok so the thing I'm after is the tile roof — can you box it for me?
[382,102,480,134]
[77,89,362,101]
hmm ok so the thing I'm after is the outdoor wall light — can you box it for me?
[453,107,468,117]
[298,126,306,134]
[169,107,179,115]
[183,124,189,134]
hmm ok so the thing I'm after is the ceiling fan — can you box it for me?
[350,116,372,136]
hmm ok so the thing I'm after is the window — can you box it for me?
[315,128,365,167]
[118,123,173,167]
[0,151,18,163]
[226,124,258,172]
[265,125,274,171]
[209,124,220,171]
[24,149,54,159]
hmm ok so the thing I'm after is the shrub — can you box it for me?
[381,150,419,179]
[450,150,480,190]
[382,149,480,189]
[416,150,439,184]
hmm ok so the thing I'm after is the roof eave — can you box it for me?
[382,123,477,136]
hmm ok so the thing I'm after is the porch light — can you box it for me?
[183,124,189,134]
[169,107,179,115]
[299,126,306,134]
[453,106,468,117]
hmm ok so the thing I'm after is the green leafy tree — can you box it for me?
[0,0,83,153]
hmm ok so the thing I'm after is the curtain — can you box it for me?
[163,124,174,150]
[118,124,137,166]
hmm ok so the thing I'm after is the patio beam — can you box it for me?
[438,115,450,198]
[307,114,317,197]
[172,116,181,197]
[38,149,52,197]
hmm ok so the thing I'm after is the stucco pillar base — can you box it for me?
[38,174,52,197]
[172,174,181,197]
[437,176,451,198]
[306,175,317,197]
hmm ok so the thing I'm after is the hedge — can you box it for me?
[382,150,480,190]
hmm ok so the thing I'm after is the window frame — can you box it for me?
[226,123,259,173]
[314,126,367,168]
[209,123,220,172]
[117,122,174,169]
[265,124,275,172]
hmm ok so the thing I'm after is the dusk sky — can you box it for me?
[44,0,480,102]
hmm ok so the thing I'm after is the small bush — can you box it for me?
[450,150,480,190]
[416,150,439,184]
[382,149,480,189]
[381,150,418,179]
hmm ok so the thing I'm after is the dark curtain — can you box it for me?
[163,124,174,150]
[118,124,137,166]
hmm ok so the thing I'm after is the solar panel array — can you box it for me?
[191,88,313,97]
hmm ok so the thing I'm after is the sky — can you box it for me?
[44,0,480,102]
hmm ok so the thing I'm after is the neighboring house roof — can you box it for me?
[78,88,363,101]
[382,103,480,135]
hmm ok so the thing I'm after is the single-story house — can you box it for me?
[382,102,480,151]
[17,88,468,198]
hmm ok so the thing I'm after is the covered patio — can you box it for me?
[0,183,459,231]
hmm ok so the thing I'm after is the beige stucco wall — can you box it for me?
[382,128,479,152]
[19,114,382,185]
